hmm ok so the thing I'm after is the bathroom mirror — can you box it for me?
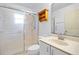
[64,8,79,37]
[51,4,79,37]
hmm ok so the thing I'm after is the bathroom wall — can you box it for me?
[38,3,72,36]
[38,4,52,36]
[16,3,52,36]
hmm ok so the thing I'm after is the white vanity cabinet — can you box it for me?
[39,40,68,55]
[51,46,68,55]
[39,41,51,55]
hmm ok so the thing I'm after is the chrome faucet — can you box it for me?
[58,33,64,40]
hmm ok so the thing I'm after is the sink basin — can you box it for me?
[53,39,68,46]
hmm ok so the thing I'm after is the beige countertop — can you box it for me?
[39,35,79,55]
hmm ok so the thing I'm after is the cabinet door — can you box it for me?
[39,41,51,55]
[51,47,68,55]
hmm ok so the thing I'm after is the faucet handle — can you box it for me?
[58,33,64,40]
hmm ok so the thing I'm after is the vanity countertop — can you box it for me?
[39,35,79,55]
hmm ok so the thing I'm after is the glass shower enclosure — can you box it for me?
[0,6,38,55]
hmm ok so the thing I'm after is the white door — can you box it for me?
[39,41,51,55]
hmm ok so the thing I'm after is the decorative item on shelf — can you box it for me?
[38,9,48,22]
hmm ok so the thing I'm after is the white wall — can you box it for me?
[39,4,52,36]
[38,3,72,36]
[13,3,52,36]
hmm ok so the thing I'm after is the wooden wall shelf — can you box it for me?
[38,9,48,22]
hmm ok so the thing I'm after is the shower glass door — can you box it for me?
[24,14,38,50]
[0,7,25,54]
[0,6,38,55]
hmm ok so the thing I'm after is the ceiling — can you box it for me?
[15,3,73,13]
[16,3,50,12]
